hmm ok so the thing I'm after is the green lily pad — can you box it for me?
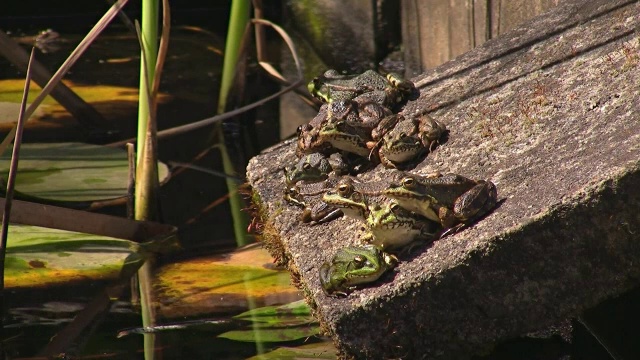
[217,324,321,343]
[5,224,147,288]
[0,142,169,202]
[246,340,337,359]
[218,301,320,343]
[233,300,315,326]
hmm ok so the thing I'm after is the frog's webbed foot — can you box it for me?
[378,151,398,169]
[357,227,375,245]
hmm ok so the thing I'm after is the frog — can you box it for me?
[297,100,375,158]
[322,178,438,250]
[285,152,349,186]
[317,119,373,158]
[321,177,371,221]
[309,69,390,103]
[381,172,498,233]
[319,244,398,296]
[361,200,439,250]
[297,92,404,159]
[284,176,345,224]
[376,114,448,169]
[296,104,334,156]
[308,69,416,108]
[334,98,394,132]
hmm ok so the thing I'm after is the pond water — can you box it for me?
[0,4,311,359]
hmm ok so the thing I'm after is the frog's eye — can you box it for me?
[402,177,415,188]
[386,73,398,85]
[297,124,310,135]
[390,203,399,211]
[400,133,407,138]
[338,183,352,195]
[353,255,366,267]
[302,163,312,170]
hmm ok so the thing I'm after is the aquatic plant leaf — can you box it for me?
[233,300,315,326]
[217,323,320,343]
[246,341,337,360]
[153,244,301,318]
[218,301,320,343]
[5,224,147,288]
[0,79,171,124]
[0,142,169,202]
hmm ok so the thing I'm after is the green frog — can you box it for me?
[319,244,398,296]
[317,119,373,158]
[361,200,439,250]
[284,177,345,224]
[297,100,376,158]
[381,172,498,233]
[285,153,349,186]
[322,178,438,250]
[321,177,371,221]
[377,114,447,169]
[308,69,411,105]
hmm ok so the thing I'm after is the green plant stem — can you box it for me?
[136,0,158,165]
[136,1,160,359]
[217,0,251,246]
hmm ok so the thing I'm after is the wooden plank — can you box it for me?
[0,197,175,242]
[403,0,564,70]
[448,0,474,59]
[472,0,491,46]
[423,0,452,68]
[401,0,425,76]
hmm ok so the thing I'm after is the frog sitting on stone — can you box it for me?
[378,172,498,235]
[285,153,349,186]
[374,114,448,169]
[308,69,415,108]
[322,177,439,250]
[319,244,398,296]
[285,152,372,187]
[296,99,376,157]
[283,176,343,224]
[298,69,417,159]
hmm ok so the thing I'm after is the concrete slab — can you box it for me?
[247,0,640,358]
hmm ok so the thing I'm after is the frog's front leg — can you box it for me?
[302,202,343,224]
[370,114,401,142]
[452,180,498,224]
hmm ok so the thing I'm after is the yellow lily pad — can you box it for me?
[154,244,302,318]
[0,79,169,125]
[5,224,145,288]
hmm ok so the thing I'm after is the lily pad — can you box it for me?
[0,142,169,202]
[233,300,315,326]
[218,300,320,343]
[246,341,337,359]
[153,244,302,318]
[217,323,321,343]
[5,224,147,288]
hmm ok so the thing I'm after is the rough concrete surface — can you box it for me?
[247,0,640,358]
